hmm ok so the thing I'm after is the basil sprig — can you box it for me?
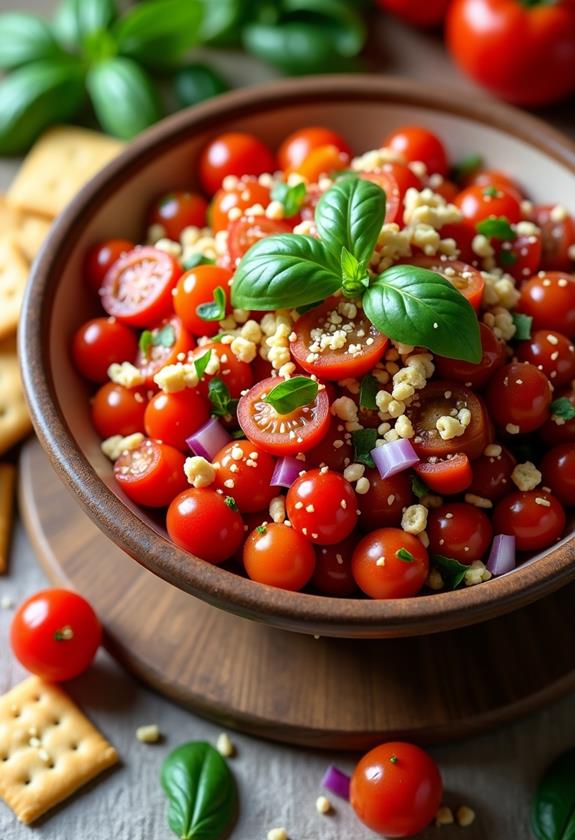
[264,376,318,415]
[232,178,482,363]
[531,748,575,840]
[161,741,237,840]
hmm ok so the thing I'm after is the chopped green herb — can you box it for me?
[341,246,369,298]
[270,181,306,217]
[351,428,377,469]
[433,554,468,590]
[396,548,415,563]
[264,376,318,416]
[551,397,575,422]
[182,253,215,270]
[499,249,518,268]
[196,286,227,321]
[359,373,378,410]
[512,312,533,340]
[139,329,153,355]
[231,429,246,440]
[483,186,499,198]
[193,349,212,380]
[256,524,267,534]
[476,216,516,241]
[224,496,238,511]
[389,754,398,764]
[411,474,429,499]
[208,377,238,418]
[138,323,176,355]
[451,153,483,182]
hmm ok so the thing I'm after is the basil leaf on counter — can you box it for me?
[264,376,318,415]
[351,428,377,469]
[193,350,212,381]
[52,0,117,46]
[531,748,575,840]
[316,176,386,265]
[363,265,482,363]
[161,741,237,840]
[359,373,378,410]
[551,397,575,422]
[0,13,64,69]
[433,555,468,590]
[196,287,226,322]
[512,312,532,341]
[87,56,160,139]
[476,216,516,241]
[271,181,306,218]
[114,0,202,70]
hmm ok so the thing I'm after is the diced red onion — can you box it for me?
[322,765,350,800]
[487,534,516,576]
[271,455,301,488]
[186,418,231,460]
[371,438,420,479]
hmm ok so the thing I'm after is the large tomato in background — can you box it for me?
[446,0,575,105]
[377,0,451,27]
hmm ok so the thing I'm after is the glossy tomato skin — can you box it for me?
[227,215,292,266]
[136,316,195,387]
[144,389,210,451]
[540,385,575,446]
[357,469,414,531]
[541,444,575,507]
[190,341,253,401]
[148,191,208,240]
[287,469,358,545]
[465,169,523,200]
[454,184,521,226]
[468,445,516,502]
[278,126,352,171]
[312,535,359,596]
[210,176,271,233]
[11,590,102,682]
[427,502,493,563]
[85,238,134,293]
[360,170,401,224]
[167,487,245,563]
[532,205,575,271]
[384,126,448,176]
[173,265,232,337]
[516,330,575,389]
[72,317,138,383]
[377,0,450,27]
[305,417,354,472]
[446,0,575,106]
[495,229,542,282]
[486,362,552,434]
[350,741,443,837]
[518,272,575,339]
[243,523,316,590]
[199,132,276,195]
[114,439,187,507]
[213,440,276,512]
[493,490,566,551]
[434,323,506,388]
[91,382,146,438]
[415,453,473,495]
[404,255,484,310]
[352,528,429,599]
[294,144,350,182]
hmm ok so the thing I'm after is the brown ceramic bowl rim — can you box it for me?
[20,75,575,637]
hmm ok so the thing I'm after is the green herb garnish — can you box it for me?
[499,249,518,268]
[138,323,176,355]
[551,397,575,422]
[411,474,429,499]
[264,376,318,416]
[483,186,499,198]
[451,153,483,182]
[351,428,377,469]
[396,548,415,563]
[433,554,469,590]
[271,181,306,217]
[196,286,227,321]
[476,216,516,241]
[182,252,215,271]
[208,377,238,418]
[193,349,212,380]
[359,373,378,410]
[512,313,533,340]
[224,496,238,511]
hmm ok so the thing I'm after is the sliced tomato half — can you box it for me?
[414,453,472,495]
[237,375,330,455]
[227,215,292,266]
[405,255,485,310]
[114,439,187,508]
[360,170,401,224]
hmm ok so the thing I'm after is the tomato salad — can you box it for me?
[72,126,575,599]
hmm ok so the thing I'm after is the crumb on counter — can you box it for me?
[435,805,455,826]
[136,724,161,743]
[316,795,332,815]
[457,805,476,827]
[216,732,235,757]
[267,828,288,840]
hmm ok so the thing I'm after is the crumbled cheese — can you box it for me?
[355,477,370,494]
[401,504,428,535]
[395,414,414,438]
[426,569,444,590]
[154,363,199,393]
[481,269,521,309]
[0,596,14,609]
[515,220,540,237]
[136,725,161,744]
[155,237,182,258]
[107,361,145,389]
[101,432,144,461]
[267,829,288,840]
[216,733,235,757]
[535,496,551,507]
[464,560,492,586]
[331,396,359,423]
[464,493,493,509]
[484,306,516,340]
[184,456,216,488]
[230,335,257,363]
[269,496,286,524]
[457,806,476,827]
[484,443,502,457]
[147,222,166,243]
[512,461,542,492]
[343,463,365,482]
[265,200,285,220]
[403,187,461,229]
[292,219,316,236]
[240,319,262,343]
[436,414,467,440]
[351,146,406,171]
[550,204,568,222]
[316,795,332,815]
[435,806,454,826]
[506,423,520,435]
[472,233,495,259]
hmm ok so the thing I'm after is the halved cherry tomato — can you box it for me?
[357,469,414,531]
[213,440,277,512]
[518,271,575,339]
[312,535,359,596]
[427,502,493,563]
[148,191,208,240]
[415,452,472,495]
[100,246,182,328]
[495,229,542,282]
[167,487,245,563]
[243,522,316,590]
[407,381,490,460]
[290,298,388,380]
[91,382,146,438]
[227,215,292,266]
[360,170,401,223]
[405,255,484,310]
[486,362,552,434]
[531,205,575,271]
[434,323,506,388]
[384,126,448,176]
[173,264,232,337]
[516,329,575,389]
[136,316,195,387]
[114,439,187,507]
[144,389,210,451]
[305,417,354,472]
[352,528,429,599]
[237,376,330,455]
[468,445,516,502]
[541,444,575,507]
[493,490,566,551]
[286,468,358,545]
[454,184,522,226]
[294,144,350,182]
[278,126,352,172]
[539,385,575,446]
[210,176,271,233]
[72,317,138,383]
[189,341,253,400]
[85,238,134,294]
[199,132,276,195]
[465,169,523,199]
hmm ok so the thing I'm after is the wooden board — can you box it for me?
[18,438,575,749]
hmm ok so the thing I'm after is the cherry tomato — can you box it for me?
[278,126,352,172]
[210,176,271,233]
[11,590,101,682]
[439,221,476,263]
[468,444,516,502]
[213,440,277,512]
[384,126,448,177]
[199,132,276,195]
[465,169,523,200]
[294,144,350,182]
[486,362,552,434]
[495,229,542,282]
[407,381,491,460]
[85,238,134,294]
[286,468,358,545]
[378,162,423,223]
[454,184,522,226]
[290,298,388,380]
[167,487,245,563]
[432,178,459,203]
[237,376,330,455]
[360,170,401,224]
[493,490,566,551]
[144,389,210,451]
[446,0,575,106]
[516,329,575,388]
[173,264,232,337]
[357,469,414,531]
[190,341,253,400]
[243,522,316,590]
[136,316,196,387]
[305,417,354,472]
[148,191,208,240]
[377,0,450,27]
[539,385,575,446]
[518,271,575,338]
[312,535,359,596]
[72,317,138,383]
[352,528,429,599]
[427,502,493,563]
[114,439,187,507]
[532,205,575,271]
[405,255,485,310]
[435,323,506,388]
[415,452,472,495]
[91,382,146,438]
[541,444,575,507]
[100,246,182,328]
[350,741,443,837]
[227,215,292,266]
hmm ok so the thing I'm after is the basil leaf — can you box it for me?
[363,265,482,363]
[114,0,202,70]
[243,21,359,75]
[271,182,306,218]
[282,0,366,57]
[182,253,215,271]
[231,234,341,310]
[451,153,482,183]
[196,287,226,322]
[194,350,211,381]
[53,0,117,46]
[476,216,516,241]
[264,376,318,415]
[87,56,161,139]
[359,374,378,410]
[315,176,386,265]
[411,474,429,499]
[551,397,575,422]
[433,555,468,590]
[512,312,532,340]
[396,548,415,563]
[231,429,246,440]
[155,324,176,348]
[499,248,518,268]
[531,748,575,840]
[161,741,236,840]
[351,428,377,468]
[0,13,64,69]
[198,0,243,44]
[483,186,499,198]
[139,330,153,355]
[209,378,237,418]
[173,63,228,108]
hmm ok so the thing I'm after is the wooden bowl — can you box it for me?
[20,76,575,639]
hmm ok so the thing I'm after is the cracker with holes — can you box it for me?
[0,337,32,455]
[0,237,29,341]
[0,463,16,573]
[0,676,118,824]
[0,197,51,264]
[7,125,124,218]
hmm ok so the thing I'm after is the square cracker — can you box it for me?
[0,237,29,341]
[0,336,32,455]
[7,125,124,218]
[0,197,52,263]
[0,676,118,824]
[0,463,16,573]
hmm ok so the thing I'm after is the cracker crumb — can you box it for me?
[316,795,332,815]
[136,724,161,744]
[436,806,454,826]
[457,805,476,827]
[216,732,235,757]
[267,829,288,840]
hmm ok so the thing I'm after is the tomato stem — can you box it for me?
[519,0,556,7]
[389,755,398,764]
[54,625,74,642]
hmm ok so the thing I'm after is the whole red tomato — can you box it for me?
[378,0,450,27]
[446,0,575,105]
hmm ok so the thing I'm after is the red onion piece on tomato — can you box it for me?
[321,765,350,800]
[487,534,516,576]
[271,455,301,488]
[371,438,419,479]
[186,418,231,461]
